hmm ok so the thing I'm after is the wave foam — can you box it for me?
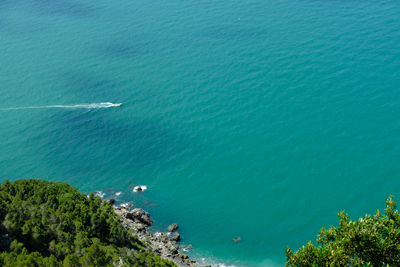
[93,191,105,198]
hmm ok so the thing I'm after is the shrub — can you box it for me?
[286,196,400,266]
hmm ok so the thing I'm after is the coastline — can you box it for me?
[112,201,211,267]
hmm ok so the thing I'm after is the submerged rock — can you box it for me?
[104,189,116,194]
[232,236,242,243]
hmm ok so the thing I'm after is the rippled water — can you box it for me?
[1,0,400,265]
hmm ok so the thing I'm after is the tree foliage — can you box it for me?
[286,196,400,266]
[0,179,174,266]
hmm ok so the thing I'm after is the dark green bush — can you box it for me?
[0,179,174,266]
[286,196,400,266]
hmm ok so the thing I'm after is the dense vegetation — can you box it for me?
[0,179,174,266]
[286,196,400,266]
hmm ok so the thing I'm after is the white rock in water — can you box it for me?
[133,185,147,192]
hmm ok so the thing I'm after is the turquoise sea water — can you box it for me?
[1,0,400,265]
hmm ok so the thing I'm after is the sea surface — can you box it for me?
[1,0,400,265]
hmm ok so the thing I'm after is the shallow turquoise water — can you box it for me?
[1,0,400,265]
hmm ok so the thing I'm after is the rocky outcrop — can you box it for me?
[126,208,153,226]
[114,205,200,267]
[171,232,181,242]
[168,223,179,232]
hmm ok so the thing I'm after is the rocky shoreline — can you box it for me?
[113,203,211,267]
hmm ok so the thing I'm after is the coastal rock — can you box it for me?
[121,202,133,209]
[157,233,170,243]
[168,223,179,232]
[167,243,179,254]
[106,198,115,205]
[113,204,199,267]
[133,223,146,232]
[171,232,181,242]
[126,208,153,226]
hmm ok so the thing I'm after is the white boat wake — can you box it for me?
[0,102,122,110]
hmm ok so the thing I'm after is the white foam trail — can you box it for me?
[0,102,122,110]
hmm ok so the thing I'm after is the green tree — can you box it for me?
[0,179,175,267]
[286,196,400,266]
